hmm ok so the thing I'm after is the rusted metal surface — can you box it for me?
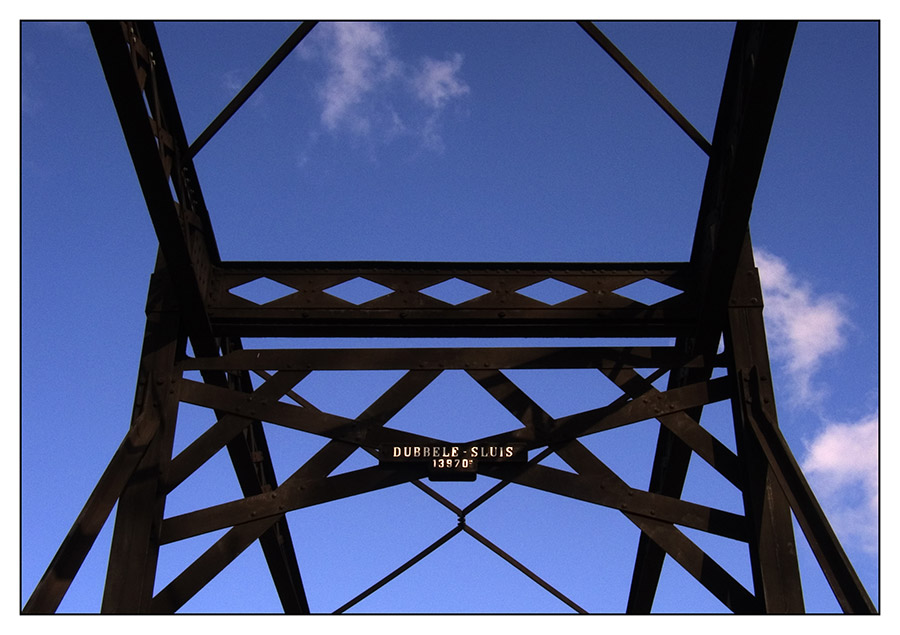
[24,19,877,615]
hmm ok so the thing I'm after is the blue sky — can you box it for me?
[20,19,879,615]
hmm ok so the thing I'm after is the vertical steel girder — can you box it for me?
[85,21,311,614]
[24,20,876,614]
[725,236,804,613]
[624,21,806,614]
[101,260,184,612]
[727,237,875,614]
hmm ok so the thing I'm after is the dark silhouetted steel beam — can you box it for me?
[89,21,310,614]
[626,20,797,613]
[578,21,712,155]
[189,22,318,158]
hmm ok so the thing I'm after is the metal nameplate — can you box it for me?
[379,443,527,481]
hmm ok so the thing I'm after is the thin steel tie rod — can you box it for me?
[578,21,713,155]
[188,21,318,158]
[333,524,465,614]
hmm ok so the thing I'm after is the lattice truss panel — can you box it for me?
[224,271,685,309]
[24,20,875,615]
[159,341,746,613]
[213,266,692,337]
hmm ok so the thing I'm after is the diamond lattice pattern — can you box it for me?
[613,279,682,305]
[515,278,586,305]
[324,277,395,305]
[420,278,491,305]
[228,277,298,305]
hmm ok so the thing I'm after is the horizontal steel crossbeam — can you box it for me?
[180,346,722,372]
[206,261,696,338]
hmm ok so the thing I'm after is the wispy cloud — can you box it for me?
[302,22,469,151]
[801,413,878,553]
[413,53,470,108]
[755,249,849,406]
[755,248,877,554]
[318,22,399,133]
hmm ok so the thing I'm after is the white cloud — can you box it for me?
[413,53,470,108]
[319,22,398,133]
[755,248,877,554]
[755,249,849,405]
[802,414,878,553]
[304,22,469,150]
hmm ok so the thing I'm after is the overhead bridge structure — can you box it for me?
[24,20,876,614]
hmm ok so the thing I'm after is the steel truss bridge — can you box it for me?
[24,20,876,614]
